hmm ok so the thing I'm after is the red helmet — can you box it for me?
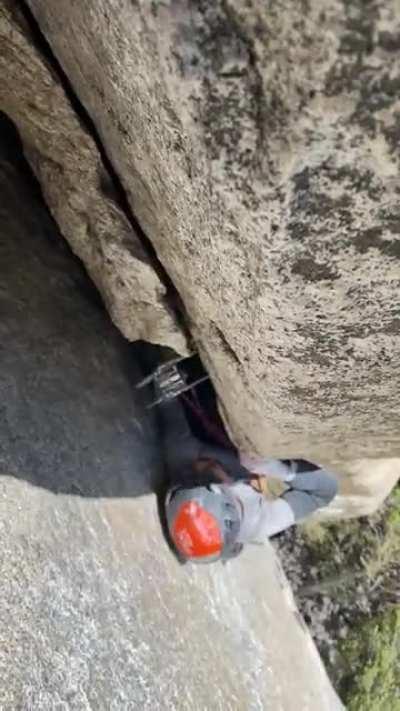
[165,486,242,563]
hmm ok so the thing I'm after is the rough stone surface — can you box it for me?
[23,0,400,472]
[317,458,400,520]
[0,0,187,353]
[0,132,161,499]
[0,479,344,711]
[0,147,342,710]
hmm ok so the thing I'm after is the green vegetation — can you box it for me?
[363,487,400,583]
[338,489,400,710]
[301,486,400,602]
[298,487,400,709]
[338,608,400,711]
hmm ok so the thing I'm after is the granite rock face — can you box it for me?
[0,122,161,498]
[0,1,187,352]
[0,139,342,710]
[23,0,400,468]
[0,478,344,711]
[2,0,400,514]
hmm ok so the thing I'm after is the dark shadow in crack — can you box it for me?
[0,111,166,498]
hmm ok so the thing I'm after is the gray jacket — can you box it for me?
[160,397,338,540]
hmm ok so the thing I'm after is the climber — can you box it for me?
[149,361,338,564]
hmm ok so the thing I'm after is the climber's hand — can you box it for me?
[250,475,290,499]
